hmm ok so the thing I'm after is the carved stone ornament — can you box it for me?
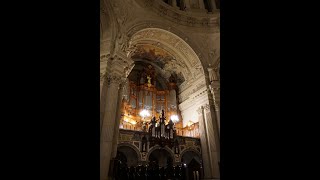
[124,63,135,78]
[197,107,203,115]
[107,75,123,87]
[214,100,220,110]
[144,0,155,8]
[204,104,211,111]
[100,72,106,82]
[100,54,110,62]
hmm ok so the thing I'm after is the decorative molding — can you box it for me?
[142,0,155,8]
[126,21,210,66]
[196,107,203,115]
[107,74,123,87]
[128,28,205,84]
[146,1,220,29]
[204,104,210,111]
[100,72,106,83]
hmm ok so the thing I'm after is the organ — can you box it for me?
[119,63,199,138]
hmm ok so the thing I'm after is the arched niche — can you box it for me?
[148,148,174,168]
[179,147,202,162]
[117,143,142,166]
[147,145,175,165]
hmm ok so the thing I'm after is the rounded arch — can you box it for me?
[126,20,206,64]
[179,147,201,162]
[117,142,142,161]
[100,0,117,56]
[147,145,175,163]
[127,26,207,86]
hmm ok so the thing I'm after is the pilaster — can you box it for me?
[203,103,220,179]
[100,73,123,180]
[197,106,213,179]
[100,51,134,180]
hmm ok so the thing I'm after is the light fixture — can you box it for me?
[187,120,194,127]
[123,118,136,125]
[170,115,179,123]
[139,109,150,118]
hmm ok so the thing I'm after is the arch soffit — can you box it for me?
[179,147,201,162]
[147,145,175,162]
[129,28,205,83]
[117,143,142,160]
[126,21,207,64]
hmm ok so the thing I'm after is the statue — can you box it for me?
[147,75,152,87]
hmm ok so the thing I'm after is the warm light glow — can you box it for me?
[170,115,179,123]
[187,120,194,127]
[139,109,150,118]
[123,118,136,125]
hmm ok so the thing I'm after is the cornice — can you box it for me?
[141,0,220,31]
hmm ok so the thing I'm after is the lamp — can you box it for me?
[139,109,150,119]
[170,115,179,124]
[187,120,194,127]
[187,120,194,137]
[139,109,150,132]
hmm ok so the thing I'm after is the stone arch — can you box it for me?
[100,0,117,56]
[126,20,207,64]
[117,142,142,161]
[127,27,207,88]
[179,147,202,162]
[147,145,175,163]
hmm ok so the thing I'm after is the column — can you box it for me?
[100,76,107,132]
[100,56,109,132]
[111,82,126,158]
[211,81,220,134]
[172,0,177,7]
[203,91,220,179]
[100,74,122,180]
[182,0,191,10]
[197,107,213,179]
[199,0,206,9]
[209,0,217,10]
[109,82,126,179]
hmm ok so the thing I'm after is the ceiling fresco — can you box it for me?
[131,44,173,69]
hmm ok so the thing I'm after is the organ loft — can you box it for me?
[120,64,200,138]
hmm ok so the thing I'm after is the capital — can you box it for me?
[107,74,123,87]
[204,104,211,111]
[100,54,111,63]
[100,72,106,83]
[197,107,203,115]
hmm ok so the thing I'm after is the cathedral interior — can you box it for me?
[101,0,220,179]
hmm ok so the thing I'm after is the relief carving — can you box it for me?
[100,72,106,83]
[107,75,123,87]
[196,107,203,115]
